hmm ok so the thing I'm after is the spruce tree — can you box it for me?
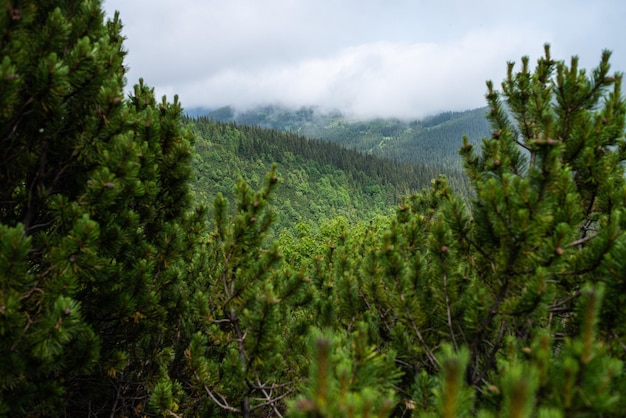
[0,2,203,415]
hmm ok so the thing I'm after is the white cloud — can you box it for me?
[105,0,626,119]
[163,29,548,119]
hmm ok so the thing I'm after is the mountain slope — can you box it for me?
[186,117,471,232]
[200,105,491,169]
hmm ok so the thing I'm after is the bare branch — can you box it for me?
[565,233,598,248]
[165,409,183,418]
[203,384,240,413]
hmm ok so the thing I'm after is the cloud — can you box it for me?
[160,29,548,119]
[105,0,626,119]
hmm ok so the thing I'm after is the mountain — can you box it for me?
[185,117,471,232]
[199,105,492,170]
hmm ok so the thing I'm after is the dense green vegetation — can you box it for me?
[2,2,625,417]
[0,2,204,415]
[201,105,491,170]
[186,118,472,232]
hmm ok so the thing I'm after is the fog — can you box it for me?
[104,0,626,119]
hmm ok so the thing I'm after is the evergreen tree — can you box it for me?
[0,2,203,415]
[282,45,626,416]
[336,45,626,416]
[3,2,625,414]
[187,168,313,417]
[458,44,625,395]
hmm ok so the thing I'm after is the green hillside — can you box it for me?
[3,2,626,416]
[202,105,491,169]
[186,117,471,232]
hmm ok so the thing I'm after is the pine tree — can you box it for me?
[187,168,314,416]
[296,45,626,416]
[412,46,625,415]
[289,324,399,418]
[457,45,626,405]
[0,2,203,415]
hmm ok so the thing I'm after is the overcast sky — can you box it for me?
[103,0,626,119]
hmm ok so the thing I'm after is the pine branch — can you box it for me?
[250,377,298,417]
[198,377,240,414]
[403,303,439,369]
[442,264,458,351]
[470,319,506,387]
[109,377,124,418]
[565,233,597,248]
[469,278,509,385]
[165,409,183,418]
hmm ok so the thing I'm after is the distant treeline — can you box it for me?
[185,117,471,230]
[200,105,492,170]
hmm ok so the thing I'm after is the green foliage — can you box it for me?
[187,118,458,232]
[0,2,204,415]
[186,168,314,416]
[202,105,491,172]
[289,325,400,418]
[433,345,474,418]
[2,2,625,415]
[278,45,626,416]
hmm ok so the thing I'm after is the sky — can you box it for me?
[103,0,626,120]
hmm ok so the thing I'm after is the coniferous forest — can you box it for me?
[199,105,491,170]
[1,2,626,417]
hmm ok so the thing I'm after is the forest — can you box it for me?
[186,117,475,232]
[1,1,626,417]
[199,105,491,170]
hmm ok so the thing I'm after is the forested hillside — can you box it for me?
[2,2,626,417]
[186,118,471,231]
[201,105,491,169]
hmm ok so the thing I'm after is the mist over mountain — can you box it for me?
[190,104,491,170]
